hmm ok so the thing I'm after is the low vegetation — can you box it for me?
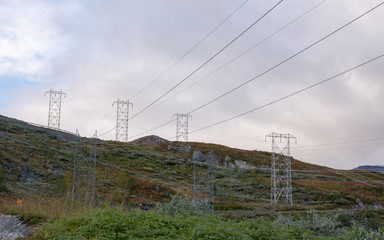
[0,195,382,239]
[27,197,384,239]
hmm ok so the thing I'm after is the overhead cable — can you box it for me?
[129,0,285,120]
[189,53,384,134]
[128,0,249,101]
[187,2,384,115]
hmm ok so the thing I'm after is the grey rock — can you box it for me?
[374,204,383,209]
[168,144,191,153]
[17,166,41,183]
[0,214,32,239]
[234,160,255,170]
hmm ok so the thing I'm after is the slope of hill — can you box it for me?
[354,165,384,174]
[1,114,384,213]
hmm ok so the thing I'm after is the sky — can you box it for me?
[1,0,384,170]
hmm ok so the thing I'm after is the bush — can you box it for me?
[117,172,137,192]
[274,210,343,236]
[31,208,306,239]
[346,221,384,240]
[19,212,47,224]
[156,194,213,216]
[28,207,384,239]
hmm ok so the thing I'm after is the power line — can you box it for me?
[128,119,176,139]
[128,0,249,101]
[121,52,384,143]
[188,53,384,134]
[294,143,384,151]
[99,1,383,140]
[293,147,384,190]
[147,0,326,112]
[293,143,384,181]
[128,0,285,120]
[293,144,384,182]
[187,2,384,115]
[295,137,384,147]
[98,126,116,138]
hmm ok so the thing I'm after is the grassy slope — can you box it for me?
[1,114,384,214]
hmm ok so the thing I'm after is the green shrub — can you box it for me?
[127,150,145,159]
[274,210,343,236]
[117,172,136,192]
[346,221,384,240]
[19,212,47,224]
[156,194,212,216]
[29,207,384,239]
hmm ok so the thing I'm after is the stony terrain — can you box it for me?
[0,213,32,240]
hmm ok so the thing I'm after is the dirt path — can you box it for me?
[0,214,32,240]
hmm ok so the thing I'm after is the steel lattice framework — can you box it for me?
[71,130,98,205]
[192,150,214,213]
[45,89,66,130]
[173,113,192,141]
[265,132,297,205]
[113,99,133,142]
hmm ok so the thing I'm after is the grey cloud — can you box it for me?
[2,0,384,169]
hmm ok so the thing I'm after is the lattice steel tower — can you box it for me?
[45,89,66,130]
[265,132,297,205]
[173,113,192,141]
[112,99,133,142]
[192,150,215,213]
[72,130,98,205]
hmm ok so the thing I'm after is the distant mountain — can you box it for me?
[354,165,384,174]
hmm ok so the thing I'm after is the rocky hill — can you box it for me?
[1,114,384,213]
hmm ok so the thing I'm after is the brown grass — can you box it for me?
[0,196,94,221]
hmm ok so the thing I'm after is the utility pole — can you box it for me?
[45,89,66,130]
[265,132,297,205]
[72,130,98,205]
[173,113,192,141]
[72,130,80,202]
[91,130,98,205]
[112,99,133,142]
[192,150,214,213]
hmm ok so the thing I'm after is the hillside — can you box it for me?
[355,165,384,174]
[1,114,384,214]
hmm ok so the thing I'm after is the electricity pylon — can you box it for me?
[112,99,133,142]
[265,132,297,205]
[192,150,214,213]
[72,130,98,205]
[173,113,192,141]
[45,89,66,130]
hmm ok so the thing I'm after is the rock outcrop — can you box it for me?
[0,214,32,240]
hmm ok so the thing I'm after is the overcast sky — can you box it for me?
[1,0,384,170]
